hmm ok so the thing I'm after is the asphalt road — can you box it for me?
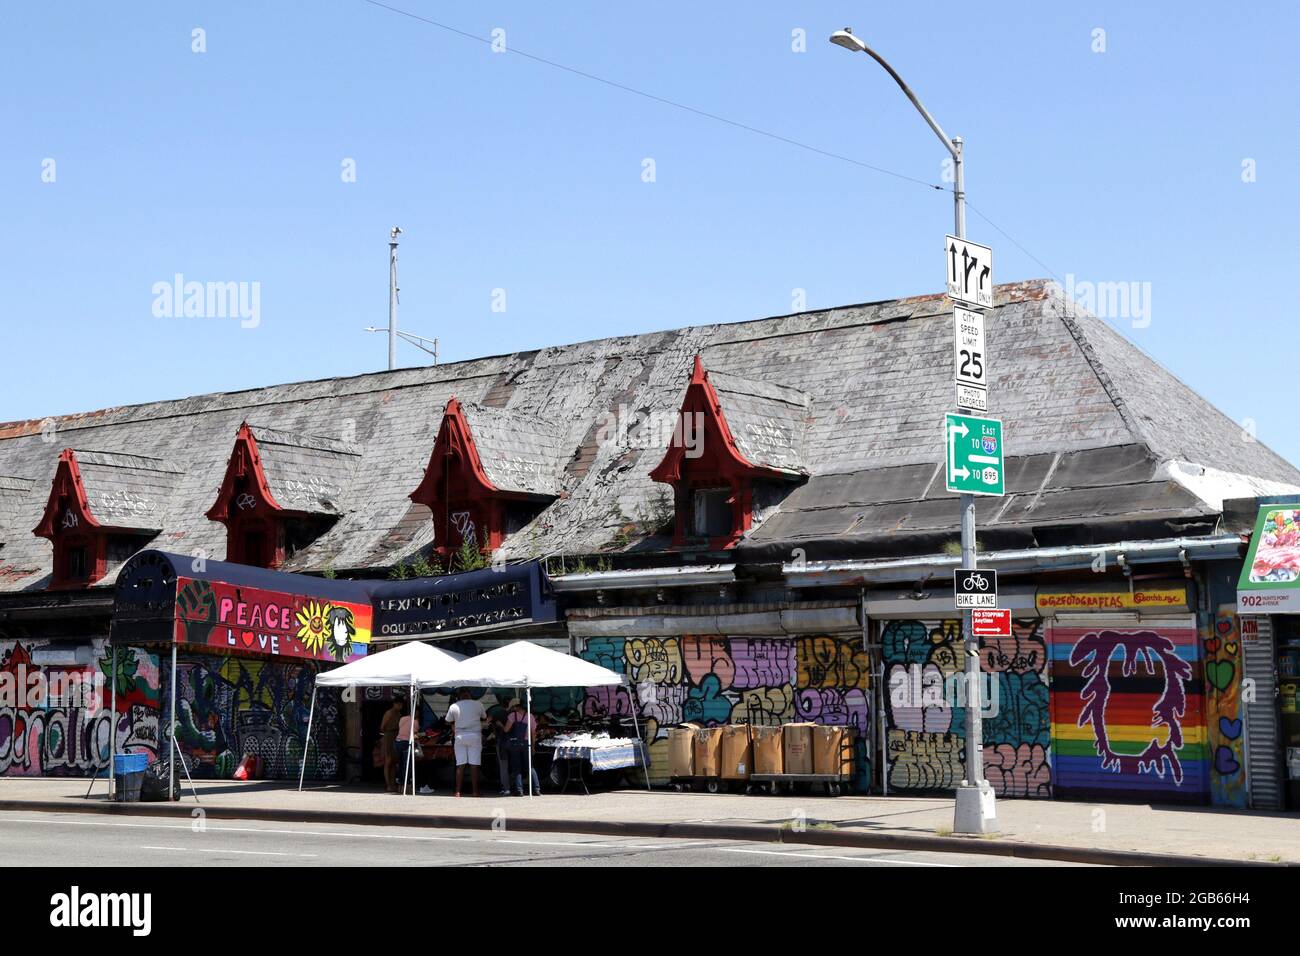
[0,810,1088,867]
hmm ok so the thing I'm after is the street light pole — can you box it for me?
[388,227,401,371]
[829,28,995,834]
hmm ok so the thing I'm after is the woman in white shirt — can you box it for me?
[445,689,486,798]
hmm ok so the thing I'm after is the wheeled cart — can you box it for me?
[748,772,851,797]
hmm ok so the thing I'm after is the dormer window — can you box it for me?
[33,449,178,588]
[650,356,809,550]
[206,423,357,569]
[409,398,563,560]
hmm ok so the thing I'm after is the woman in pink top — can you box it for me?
[395,704,414,791]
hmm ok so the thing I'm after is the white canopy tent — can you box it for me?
[301,641,465,794]
[433,640,649,797]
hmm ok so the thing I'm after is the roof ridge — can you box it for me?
[0,280,1057,439]
[1046,295,1150,448]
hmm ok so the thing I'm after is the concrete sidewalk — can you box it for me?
[1,777,1294,866]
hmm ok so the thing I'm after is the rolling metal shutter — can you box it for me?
[1242,615,1283,810]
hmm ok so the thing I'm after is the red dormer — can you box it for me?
[206,424,283,567]
[33,450,102,586]
[34,449,175,588]
[650,356,808,549]
[409,397,561,560]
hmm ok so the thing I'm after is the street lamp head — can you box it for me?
[829,28,867,53]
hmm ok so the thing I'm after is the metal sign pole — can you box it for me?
[169,643,178,802]
[951,139,996,835]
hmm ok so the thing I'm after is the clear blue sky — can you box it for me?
[4,2,1297,464]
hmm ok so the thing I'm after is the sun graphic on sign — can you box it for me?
[296,601,333,654]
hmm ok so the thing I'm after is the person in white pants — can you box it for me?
[445,689,486,798]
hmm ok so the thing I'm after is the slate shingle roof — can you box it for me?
[0,279,1295,589]
[707,371,809,475]
[244,424,361,515]
[71,450,181,532]
[456,402,568,497]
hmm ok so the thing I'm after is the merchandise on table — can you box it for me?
[541,730,646,771]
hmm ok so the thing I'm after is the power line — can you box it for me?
[360,0,944,192]
[360,0,1067,283]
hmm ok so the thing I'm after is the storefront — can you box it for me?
[1236,501,1300,810]
[865,579,1208,804]
[108,549,374,789]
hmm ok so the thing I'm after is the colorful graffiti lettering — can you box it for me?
[583,634,872,791]
[0,642,161,777]
[881,619,1051,798]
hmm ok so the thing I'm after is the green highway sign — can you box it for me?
[945,413,1005,496]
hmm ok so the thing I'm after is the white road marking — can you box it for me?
[718,847,954,867]
[1,816,472,842]
[2,813,953,865]
[141,845,317,858]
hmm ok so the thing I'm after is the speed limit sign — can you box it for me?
[954,567,997,608]
[954,306,987,412]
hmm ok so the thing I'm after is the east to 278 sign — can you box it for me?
[945,413,1005,496]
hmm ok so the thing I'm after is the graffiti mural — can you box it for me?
[1050,620,1207,803]
[0,641,161,777]
[880,619,1051,798]
[1204,607,1246,808]
[579,634,872,790]
[175,655,341,780]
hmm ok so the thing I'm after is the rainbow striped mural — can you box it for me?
[1050,620,1208,804]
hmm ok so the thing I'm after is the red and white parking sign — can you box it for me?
[970,608,1012,637]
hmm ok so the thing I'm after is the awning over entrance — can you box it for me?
[109,550,374,664]
[369,561,558,641]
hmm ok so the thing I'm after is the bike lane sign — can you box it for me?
[954,568,998,609]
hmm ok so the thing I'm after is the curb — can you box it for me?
[0,798,1280,867]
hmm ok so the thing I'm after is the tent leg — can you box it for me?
[627,685,651,792]
[407,681,416,796]
[299,686,317,793]
[173,732,200,803]
[110,645,117,800]
[87,647,118,806]
[526,688,534,800]
[168,643,178,802]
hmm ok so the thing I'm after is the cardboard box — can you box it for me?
[720,724,753,780]
[693,726,723,777]
[783,723,815,775]
[751,725,783,775]
[668,724,699,778]
[812,725,855,776]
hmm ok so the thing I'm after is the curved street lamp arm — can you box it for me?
[855,42,959,159]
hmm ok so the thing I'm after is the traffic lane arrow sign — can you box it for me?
[945,236,994,309]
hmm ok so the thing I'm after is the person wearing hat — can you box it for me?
[503,698,541,796]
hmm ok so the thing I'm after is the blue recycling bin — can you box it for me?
[113,753,148,802]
